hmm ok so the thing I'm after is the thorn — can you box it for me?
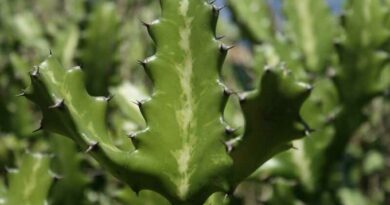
[325,114,336,124]
[219,44,235,53]
[225,126,237,136]
[208,0,216,5]
[215,35,225,40]
[73,66,82,71]
[128,132,137,139]
[16,90,26,97]
[264,66,273,74]
[223,86,235,97]
[305,84,313,92]
[238,93,247,103]
[49,49,53,56]
[130,100,147,119]
[137,59,147,67]
[140,20,151,28]
[224,140,234,153]
[5,166,18,174]
[49,170,63,181]
[224,137,240,153]
[104,94,114,102]
[216,5,226,12]
[304,129,315,136]
[128,128,149,149]
[32,122,43,133]
[302,128,313,136]
[291,145,298,150]
[212,5,220,16]
[299,116,313,136]
[31,66,40,78]
[298,83,313,96]
[138,101,149,122]
[226,188,235,197]
[131,100,144,108]
[48,99,65,110]
[128,132,140,148]
[136,99,149,110]
[224,137,242,153]
[85,142,99,153]
[217,79,231,96]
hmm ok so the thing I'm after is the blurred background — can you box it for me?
[0,0,389,204]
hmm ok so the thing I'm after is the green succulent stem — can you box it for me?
[2,153,53,205]
[231,67,311,183]
[320,105,367,185]
[24,0,311,204]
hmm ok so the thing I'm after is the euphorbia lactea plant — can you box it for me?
[23,0,311,204]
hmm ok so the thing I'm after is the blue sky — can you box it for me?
[215,0,345,17]
[269,0,344,15]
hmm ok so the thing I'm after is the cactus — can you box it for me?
[115,188,171,205]
[23,0,311,204]
[227,0,273,42]
[49,135,89,205]
[225,0,390,204]
[1,153,53,205]
[228,0,390,204]
[321,0,390,183]
[0,2,93,205]
[283,0,335,72]
[79,2,120,96]
[109,82,147,139]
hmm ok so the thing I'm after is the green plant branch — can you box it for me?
[24,1,311,204]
